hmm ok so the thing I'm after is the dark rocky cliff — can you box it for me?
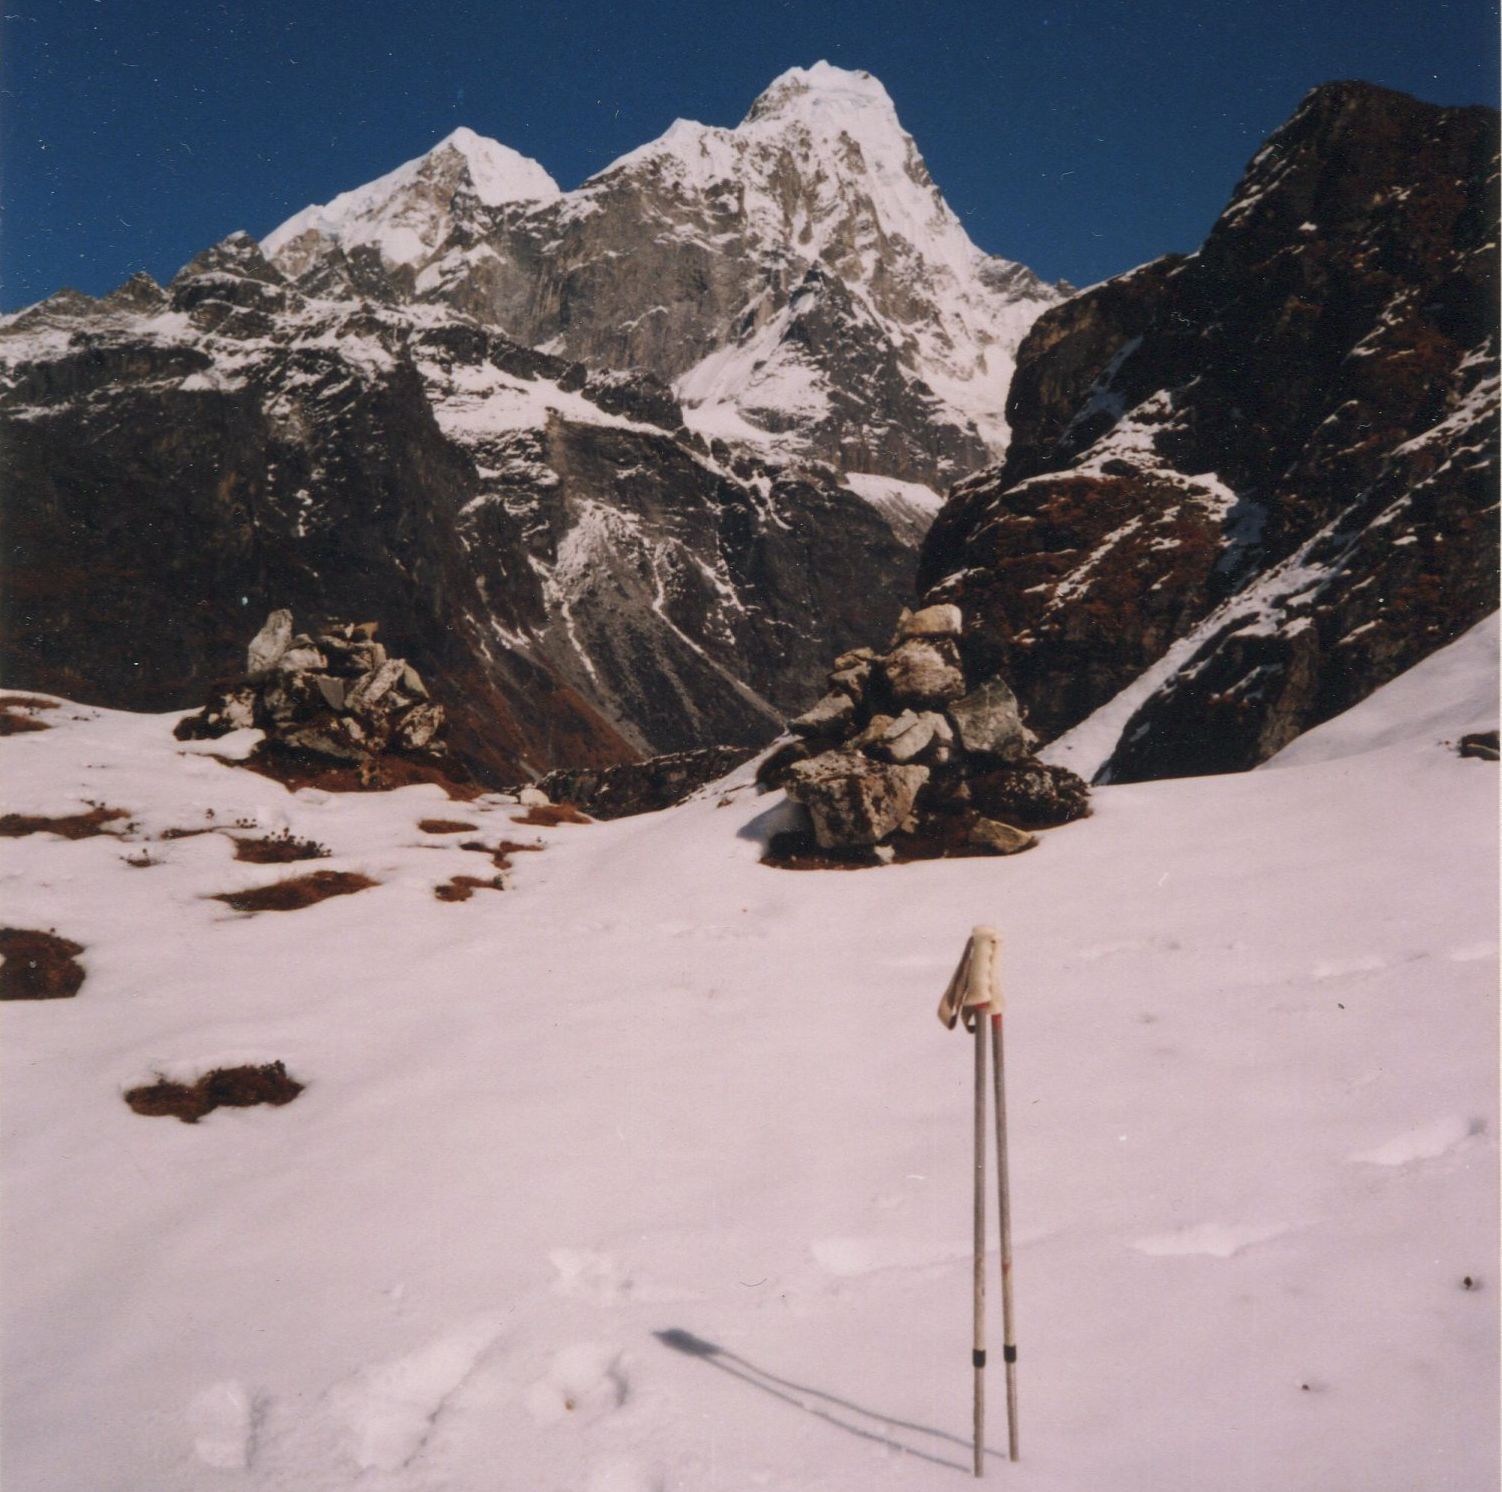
[918,82,1498,778]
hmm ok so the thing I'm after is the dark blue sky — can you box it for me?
[3,0,1497,309]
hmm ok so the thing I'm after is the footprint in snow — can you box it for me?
[187,1380,261,1470]
[524,1342,630,1426]
[1447,941,1499,963]
[1312,954,1388,980]
[1348,1114,1481,1167]
[811,1236,968,1278]
[586,1455,666,1492]
[1131,1221,1293,1258]
[329,1317,505,1472]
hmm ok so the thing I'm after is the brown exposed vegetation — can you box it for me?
[211,870,377,913]
[218,742,484,800]
[0,694,59,736]
[434,874,506,902]
[0,709,50,736]
[0,928,86,999]
[513,802,592,827]
[460,838,544,870]
[231,829,331,864]
[417,818,478,834]
[0,805,128,839]
[125,1061,304,1123]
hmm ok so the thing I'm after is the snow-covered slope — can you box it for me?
[2,619,1495,1490]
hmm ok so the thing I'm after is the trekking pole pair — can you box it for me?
[938,926,1018,1475]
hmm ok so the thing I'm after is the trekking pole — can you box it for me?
[938,927,1003,1477]
[972,986,987,1477]
[983,938,1020,1462]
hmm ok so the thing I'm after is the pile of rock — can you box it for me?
[759,604,1090,862]
[535,745,752,821]
[175,610,447,766]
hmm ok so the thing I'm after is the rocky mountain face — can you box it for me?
[0,234,920,778]
[917,82,1499,780]
[263,63,1062,484]
[2,65,1058,782]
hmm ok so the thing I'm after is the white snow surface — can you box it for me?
[263,127,560,268]
[1,638,1496,1490]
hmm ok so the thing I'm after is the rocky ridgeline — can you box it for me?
[175,611,447,771]
[758,605,1090,863]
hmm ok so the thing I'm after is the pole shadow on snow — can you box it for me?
[654,1328,1000,1474]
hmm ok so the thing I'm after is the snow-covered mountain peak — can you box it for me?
[741,61,898,125]
[263,128,558,274]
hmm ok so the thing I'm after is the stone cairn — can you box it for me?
[758,604,1090,864]
[175,610,447,769]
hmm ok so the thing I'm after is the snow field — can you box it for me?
[0,627,1496,1490]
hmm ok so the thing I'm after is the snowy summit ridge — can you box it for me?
[263,126,560,273]
[258,64,1061,475]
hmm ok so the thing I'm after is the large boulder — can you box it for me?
[948,679,1033,762]
[969,762,1092,829]
[880,637,967,708]
[784,750,929,850]
[789,690,858,739]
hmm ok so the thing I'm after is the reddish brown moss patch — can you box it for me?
[0,805,128,839]
[219,743,483,800]
[160,825,218,840]
[211,870,377,913]
[0,928,86,999]
[434,874,505,902]
[231,830,331,864]
[0,709,50,736]
[418,818,478,834]
[0,696,58,736]
[459,837,544,870]
[513,803,591,827]
[125,1061,304,1123]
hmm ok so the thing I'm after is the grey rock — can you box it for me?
[893,603,962,643]
[220,687,258,731]
[279,645,328,674]
[827,661,873,699]
[832,647,878,671]
[948,679,1033,761]
[790,691,857,739]
[246,609,293,677]
[880,638,967,708]
[879,709,952,764]
[346,658,407,714]
[850,713,897,751]
[784,749,929,850]
[313,675,347,711]
[401,663,429,699]
[967,816,1037,855]
[281,716,367,761]
[394,703,444,751]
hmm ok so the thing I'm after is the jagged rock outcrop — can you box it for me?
[763,604,1089,863]
[918,82,1499,780]
[177,611,449,774]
